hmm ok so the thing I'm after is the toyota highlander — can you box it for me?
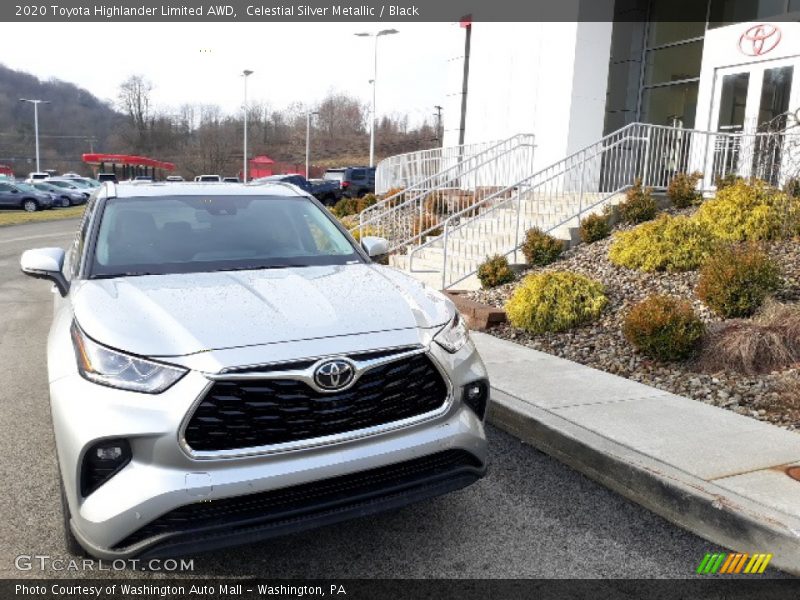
[20,181,489,558]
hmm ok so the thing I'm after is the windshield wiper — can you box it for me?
[91,272,160,279]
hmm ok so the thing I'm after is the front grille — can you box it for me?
[184,353,448,452]
[115,450,483,550]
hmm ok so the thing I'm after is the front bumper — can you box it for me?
[49,335,489,558]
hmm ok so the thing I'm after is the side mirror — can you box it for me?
[20,247,69,297]
[361,236,389,259]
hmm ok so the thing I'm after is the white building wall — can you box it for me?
[442,7,613,174]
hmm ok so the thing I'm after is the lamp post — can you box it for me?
[19,98,50,173]
[241,69,254,182]
[305,111,319,179]
[354,29,398,167]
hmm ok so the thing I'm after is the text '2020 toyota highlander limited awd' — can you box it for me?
[21,181,489,558]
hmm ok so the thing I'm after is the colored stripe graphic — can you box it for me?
[698,552,773,575]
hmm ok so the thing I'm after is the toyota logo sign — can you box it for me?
[314,359,355,391]
[739,24,781,57]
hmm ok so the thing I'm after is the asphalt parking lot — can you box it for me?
[0,219,758,579]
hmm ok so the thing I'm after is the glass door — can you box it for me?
[709,58,799,185]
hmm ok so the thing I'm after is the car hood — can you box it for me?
[72,264,453,357]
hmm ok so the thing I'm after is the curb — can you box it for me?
[487,387,800,576]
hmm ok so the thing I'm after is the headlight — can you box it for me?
[434,312,470,353]
[70,322,186,393]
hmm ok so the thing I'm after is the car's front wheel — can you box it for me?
[22,199,38,212]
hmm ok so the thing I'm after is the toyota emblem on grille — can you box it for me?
[314,359,355,391]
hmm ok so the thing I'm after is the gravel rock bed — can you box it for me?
[466,217,800,431]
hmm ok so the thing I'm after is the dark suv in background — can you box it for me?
[323,167,375,198]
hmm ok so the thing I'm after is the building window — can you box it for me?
[709,0,792,27]
[640,82,700,128]
[644,41,704,86]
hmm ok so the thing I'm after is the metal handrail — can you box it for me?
[355,133,535,250]
[413,122,800,289]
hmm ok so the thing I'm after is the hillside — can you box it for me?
[0,64,124,175]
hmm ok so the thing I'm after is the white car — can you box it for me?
[194,174,221,182]
[20,182,489,559]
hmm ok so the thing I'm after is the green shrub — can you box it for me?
[477,254,515,289]
[714,173,744,190]
[785,177,800,199]
[623,295,705,362]
[505,271,607,334]
[521,227,564,266]
[695,179,800,241]
[331,194,378,218]
[579,213,610,244]
[667,171,703,209]
[617,178,657,224]
[608,214,716,272]
[696,244,782,318]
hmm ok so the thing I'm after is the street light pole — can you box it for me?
[242,70,254,182]
[19,98,51,173]
[355,29,398,168]
[305,111,319,179]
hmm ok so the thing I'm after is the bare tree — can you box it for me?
[117,75,153,151]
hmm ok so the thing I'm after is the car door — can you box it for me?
[0,183,18,207]
[349,169,366,195]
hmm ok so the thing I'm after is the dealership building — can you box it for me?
[441,1,800,170]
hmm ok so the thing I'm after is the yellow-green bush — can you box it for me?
[505,272,607,334]
[617,178,657,224]
[667,171,703,209]
[608,214,715,272]
[521,227,564,266]
[579,213,610,244]
[623,295,705,362]
[695,179,800,241]
[696,244,782,318]
[477,254,515,289]
[350,225,381,242]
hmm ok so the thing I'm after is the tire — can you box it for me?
[22,199,38,212]
[61,197,70,208]
[59,478,88,557]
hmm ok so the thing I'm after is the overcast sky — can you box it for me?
[2,22,459,125]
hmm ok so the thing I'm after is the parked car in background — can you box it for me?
[195,174,221,182]
[32,182,86,207]
[27,172,50,181]
[46,179,91,200]
[323,167,375,198]
[255,174,342,206]
[0,181,54,211]
[97,173,118,183]
[165,175,185,182]
[223,177,240,183]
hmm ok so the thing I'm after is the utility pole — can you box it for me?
[305,111,319,179]
[458,16,472,146]
[433,105,443,144]
[355,29,399,167]
[242,69,254,182]
[19,98,51,173]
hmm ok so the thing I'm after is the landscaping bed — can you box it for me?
[0,205,85,227]
[466,183,800,431]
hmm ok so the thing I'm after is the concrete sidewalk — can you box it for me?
[473,332,800,576]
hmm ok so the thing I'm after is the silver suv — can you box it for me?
[21,181,489,559]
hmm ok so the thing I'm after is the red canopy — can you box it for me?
[82,153,175,171]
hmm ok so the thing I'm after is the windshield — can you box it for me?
[90,195,362,278]
[15,183,39,193]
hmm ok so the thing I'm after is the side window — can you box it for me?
[0,183,12,192]
[68,193,97,279]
